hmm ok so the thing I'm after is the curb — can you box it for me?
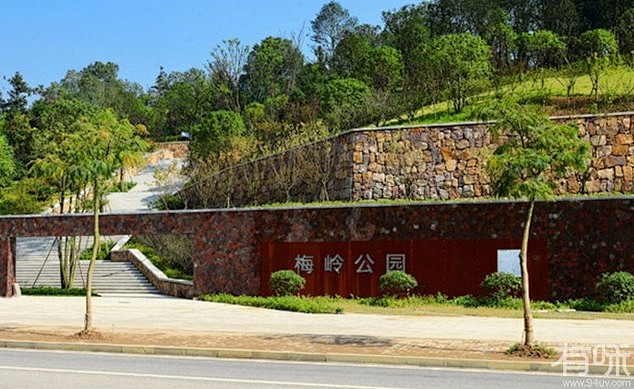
[4,339,630,375]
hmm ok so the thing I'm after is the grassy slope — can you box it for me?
[391,65,634,126]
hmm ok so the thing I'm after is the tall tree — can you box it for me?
[240,37,304,104]
[207,39,249,112]
[189,110,245,160]
[1,72,36,169]
[482,99,590,348]
[75,110,145,333]
[420,33,492,113]
[539,0,581,39]
[0,134,16,187]
[1,72,33,114]
[616,8,634,56]
[578,29,618,101]
[310,1,358,69]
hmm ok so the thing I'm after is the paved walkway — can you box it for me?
[1,296,632,346]
[106,157,183,213]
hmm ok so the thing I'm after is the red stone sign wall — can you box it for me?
[261,239,549,299]
[1,198,632,300]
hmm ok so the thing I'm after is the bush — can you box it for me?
[566,297,604,312]
[21,287,99,296]
[378,271,418,297]
[603,299,634,313]
[481,272,522,300]
[269,270,305,296]
[200,293,341,314]
[79,241,115,260]
[596,271,634,304]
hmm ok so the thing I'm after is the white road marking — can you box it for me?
[0,365,413,389]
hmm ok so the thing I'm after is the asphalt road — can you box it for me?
[1,349,623,389]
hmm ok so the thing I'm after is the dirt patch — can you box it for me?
[0,325,558,362]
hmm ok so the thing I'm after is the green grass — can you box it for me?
[388,65,634,127]
[198,293,634,319]
[199,293,342,314]
[21,286,99,296]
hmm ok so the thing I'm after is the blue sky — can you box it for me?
[0,0,416,94]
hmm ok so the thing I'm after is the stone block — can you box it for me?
[590,135,606,146]
[611,144,629,156]
[615,166,624,177]
[585,180,601,193]
[446,159,457,172]
[596,145,612,157]
[615,134,633,145]
[597,169,614,180]
[605,155,627,167]
[441,147,453,161]
[623,166,633,181]
[567,178,580,194]
[456,139,470,149]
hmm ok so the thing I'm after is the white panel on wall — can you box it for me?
[497,249,521,276]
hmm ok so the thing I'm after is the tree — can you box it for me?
[1,72,33,114]
[1,72,36,170]
[151,68,214,139]
[482,100,590,347]
[76,110,145,333]
[53,62,149,126]
[29,99,101,289]
[420,33,491,113]
[240,37,304,104]
[318,77,371,131]
[616,8,634,58]
[189,110,245,160]
[578,29,618,101]
[517,30,567,70]
[538,0,581,39]
[483,9,517,76]
[311,1,358,69]
[0,134,16,187]
[207,39,249,112]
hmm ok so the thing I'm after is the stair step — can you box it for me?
[16,237,160,295]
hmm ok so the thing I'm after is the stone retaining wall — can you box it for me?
[185,113,633,208]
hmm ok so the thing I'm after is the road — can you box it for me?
[1,349,621,389]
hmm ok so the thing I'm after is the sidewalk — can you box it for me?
[1,295,633,374]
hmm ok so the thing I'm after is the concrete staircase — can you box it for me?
[15,237,160,295]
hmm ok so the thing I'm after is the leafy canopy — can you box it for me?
[482,99,591,201]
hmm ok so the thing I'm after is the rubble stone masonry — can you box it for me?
[186,112,633,208]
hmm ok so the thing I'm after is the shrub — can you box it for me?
[565,297,604,312]
[269,270,305,296]
[21,287,99,296]
[79,241,115,260]
[481,272,522,300]
[378,271,418,297]
[200,293,341,314]
[603,299,634,313]
[596,271,634,304]
[450,294,480,307]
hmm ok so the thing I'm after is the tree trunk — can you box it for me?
[84,180,100,331]
[521,198,535,346]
